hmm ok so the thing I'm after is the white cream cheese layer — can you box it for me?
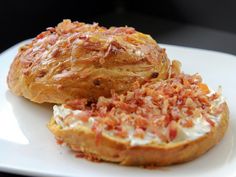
[53,93,224,146]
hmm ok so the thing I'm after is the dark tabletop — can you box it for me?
[1,12,236,56]
[1,11,236,177]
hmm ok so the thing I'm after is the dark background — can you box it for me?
[1,0,236,54]
[1,0,236,176]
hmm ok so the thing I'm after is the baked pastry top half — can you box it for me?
[7,19,177,104]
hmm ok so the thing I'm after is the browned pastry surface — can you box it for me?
[7,20,174,104]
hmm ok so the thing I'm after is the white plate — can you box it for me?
[0,40,236,177]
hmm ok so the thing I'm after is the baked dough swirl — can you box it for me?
[7,20,175,104]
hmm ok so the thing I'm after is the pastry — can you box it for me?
[48,73,229,166]
[7,20,175,104]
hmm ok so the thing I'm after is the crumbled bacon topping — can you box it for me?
[65,99,88,110]
[62,73,224,143]
[18,19,166,78]
[75,151,101,162]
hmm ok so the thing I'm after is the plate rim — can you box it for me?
[1,40,236,177]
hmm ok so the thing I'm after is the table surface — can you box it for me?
[1,12,236,177]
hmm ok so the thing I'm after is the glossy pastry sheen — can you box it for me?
[7,20,175,104]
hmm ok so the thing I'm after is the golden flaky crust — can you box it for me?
[48,103,229,166]
[7,19,173,104]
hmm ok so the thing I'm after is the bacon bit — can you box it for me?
[63,113,74,126]
[78,35,89,40]
[110,40,124,50]
[135,117,148,129]
[36,31,50,39]
[164,115,172,127]
[61,40,70,49]
[56,139,64,145]
[56,19,77,34]
[177,98,183,105]
[168,121,178,141]
[134,89,144,100]
[111,27,136,34]
[47,34,58,45]
[139,109,150,118]
[37,70,47,78]
[98,106,107,117]
[182,89,192,97]
[125,36,143,45]
[91,121,98,132]
[111,90,119,101]
[46,27,55,32]
[76,151,85,158]
[104,40,124,58]
[145,88,155,97]
[108,107,116,117]
[186,108,193,116]
[21,59,32,68]
[134,128,145,138]
[183,78,190,86]
[83,41,101,51]
[114,129,128,138]
[97,97,112,108]
[76,151,101,162]
[80,115,89,122]
[51,48,60,57]
[163,86,173,96]
[198,96,210,106]
[65,99,87,110]
[117,102,137,113]
[22,69,30,76]
[205,117,215,127]
[169,95,177,106]
[114,125,122,131]
[152,115,165,127]
[180,119,194,128]
[209,93,220,101]
[104,118,117,130]
[73,112,89,122]
[136,98,144,106]
[19,44,29,52]
[126,91,135,101]
[198,83,210,94]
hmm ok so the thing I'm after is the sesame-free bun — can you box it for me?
[48,102,228,166]
[48,74,229,166]
[7,19,175,104]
